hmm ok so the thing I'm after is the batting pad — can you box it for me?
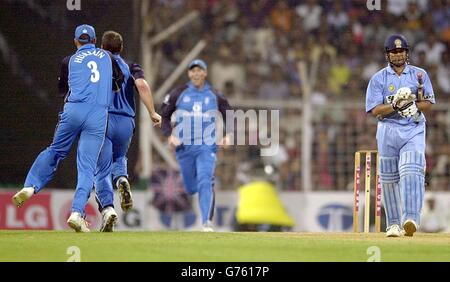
[380,157,402,227]
[399,151,425,225]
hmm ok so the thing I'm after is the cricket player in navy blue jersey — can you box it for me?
[92,31,161,231]
[12,24,114,232]
[161,59,232,232]
[366,34,435,237]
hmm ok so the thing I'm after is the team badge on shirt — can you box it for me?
[388,85,395,92]
[192,102,201,112]
[183,96,191,103]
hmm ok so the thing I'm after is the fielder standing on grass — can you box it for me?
[365,34,435,237]
[161,59,232,232]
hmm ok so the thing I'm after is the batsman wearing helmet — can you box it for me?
[365,34,435,237]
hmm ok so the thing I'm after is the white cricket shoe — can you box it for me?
[67,212,90,233]
[100,207,118,232]
[12,187,35,207]
[202,221,214,232]
[386,224,402,237]
[403,219,418,237]
[117,177,133,212]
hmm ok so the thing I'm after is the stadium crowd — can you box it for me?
[1,0,449,192]
[149,0,450,191]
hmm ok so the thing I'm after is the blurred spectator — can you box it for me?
[223,80,242,100]
[361,48,382,81]
[270,0,294,33]
[210,44,246,93]
[431,0,450,35]
[310,33,337,66]
[327,2,349,34]
[328,55,351,95]
[257,66,291,100]
[295,0,323,32]
[436,50,450,96]
[421,196,447,232]
[415,50,429,68]
[243,0,272,29]
[387,0,409,16]
[402,1,424,31]
[414,32,447,65]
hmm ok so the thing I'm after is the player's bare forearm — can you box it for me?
[135,78,157,114]
[136,78,161,126]
[417,100,432,113]
[371,104,395,119]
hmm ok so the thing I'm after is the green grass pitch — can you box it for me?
[1,231,449,262]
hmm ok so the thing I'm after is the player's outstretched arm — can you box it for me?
[135,78,161,127]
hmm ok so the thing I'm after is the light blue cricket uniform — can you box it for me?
[161,81,231,224]
[366,64,435,227]
[25,43,112,216]
[95,54,145,209]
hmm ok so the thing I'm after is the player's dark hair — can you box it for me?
[101,31,123,54]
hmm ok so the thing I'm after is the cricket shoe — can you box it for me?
[100,206,118,232]
[403,219,418,237]
[117,176,133,212]
[386,224,402,237]
[12,187,35,207]
[202,221,214,232]
[67,212,90,233]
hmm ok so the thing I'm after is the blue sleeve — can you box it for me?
[422,71,436,104]
[365,74,384,113]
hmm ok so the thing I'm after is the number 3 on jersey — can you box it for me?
[87,61,100,83]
